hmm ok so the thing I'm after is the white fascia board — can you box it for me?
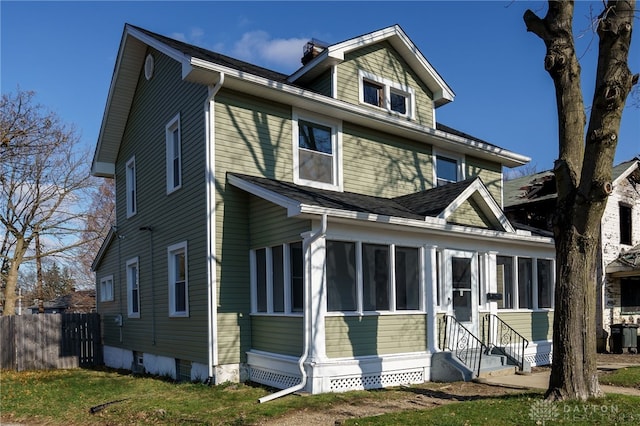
[438,179,515,233]
[613,160,640,185]
[226,175,302,217]
[299,204,553,247]
[92,227,116,271]
[126,25,189,63]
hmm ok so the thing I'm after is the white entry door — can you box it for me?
[444,250,479,337]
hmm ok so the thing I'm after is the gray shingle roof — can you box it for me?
[229,173,479,220]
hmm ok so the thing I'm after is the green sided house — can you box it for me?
[91,23,556,395]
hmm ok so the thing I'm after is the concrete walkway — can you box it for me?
[482,363,640,396]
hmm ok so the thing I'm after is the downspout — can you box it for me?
[205,73,224,382]
[259,214,327,403]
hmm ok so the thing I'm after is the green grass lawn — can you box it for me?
[2,367,640,425]
[599,366,640,388]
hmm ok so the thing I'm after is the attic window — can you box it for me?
[359,70,414,118]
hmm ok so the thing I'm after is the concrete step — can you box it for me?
[477,364,518,379]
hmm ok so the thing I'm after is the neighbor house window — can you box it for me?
[293,111,341,190]
[359,70,414,117]
[434,152,463,187]
[126,257,140,318]
[252,242,304,314]
[620,203,632,245]
[168,242,188,317]
[537,259,554,308]
[126,156,137,217]
[326,241,422,313]
[166,114,182,194]
[621,278,640,314]
[99,275,114,302]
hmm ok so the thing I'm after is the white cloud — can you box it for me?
[232,31,308,72]
[170,27,205,45]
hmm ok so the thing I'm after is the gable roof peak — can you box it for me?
[288,24,454,107]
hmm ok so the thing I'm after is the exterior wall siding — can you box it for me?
[496,311,554,342]
[342,122,434,197]
[103,48,210,364]
[251,316,304,356]
[249,196,310,248]
[214,89,294,364]
[307,70,333,97]
[466,155,503,205]
[447,198,492,229]
[325,315,427,358]
[336,42,434,127]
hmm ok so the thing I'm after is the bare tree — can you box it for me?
[0,90,96,315]
[524,0,637,401]
[79,178,115,280]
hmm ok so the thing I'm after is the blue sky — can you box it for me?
[2,0,638,172]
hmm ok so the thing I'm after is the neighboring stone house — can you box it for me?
[504,158,640,352]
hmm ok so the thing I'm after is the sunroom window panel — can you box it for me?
[327,241,357,312]
[496,256,514,309]
[290,242,304,313]
[256,248,267,313]
[395,246,420,310]
[518,257,533,309]
[272,245,285,313]
[363,244,390,311]
[537,259,553,308]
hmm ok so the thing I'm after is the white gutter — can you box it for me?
[205,73,225,381]
[259,214,328,403]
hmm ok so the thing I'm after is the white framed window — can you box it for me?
[496,255,554,310]
[251,242,303,314]
[326,241,422,313]
[99,275,114,302]
[126,257,140,318]
[433,150,464,187]
[359,70,414,118]
[166,114,182,194]
[293,110,342,191]
[126,156,137,217]
[168,241,189,317]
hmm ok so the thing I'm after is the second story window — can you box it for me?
[434,152,464,187]
[126,156,137,217]
[293,110,342,191]
[359,70,414,118]
[166,114,182,194]
[620,203,633,245]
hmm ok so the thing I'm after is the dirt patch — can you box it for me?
[258,382,526,426]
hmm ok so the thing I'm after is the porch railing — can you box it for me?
[438,315,486,378]
[482,314,529,371]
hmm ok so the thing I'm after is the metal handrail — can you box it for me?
[482,314,529,371]
[438,315,487,378]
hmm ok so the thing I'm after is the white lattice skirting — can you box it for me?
[524,341,553,366]
[247,350,430,394]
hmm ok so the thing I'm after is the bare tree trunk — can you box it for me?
[525,0,636,401]
[3,237,27,316]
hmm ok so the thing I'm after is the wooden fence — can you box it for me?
[0,313,102,370]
